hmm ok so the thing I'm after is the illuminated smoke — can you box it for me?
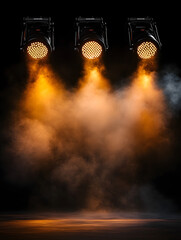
[6,59,171,211]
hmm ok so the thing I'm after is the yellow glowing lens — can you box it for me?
[27,42,48,59]
[82,41,103,59]
[137,41,157,59]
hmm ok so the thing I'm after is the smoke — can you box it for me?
[159,67,181,110]
[3,58,173,212]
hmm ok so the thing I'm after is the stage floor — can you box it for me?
[0,212,181,240]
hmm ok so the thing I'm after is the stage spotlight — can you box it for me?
[20,17,55,60]
[74,17,108,60]
[128,17,161,59]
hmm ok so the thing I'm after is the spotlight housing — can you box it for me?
[20,17,55,60]
[74,17,108,60]
[128,17,161,59]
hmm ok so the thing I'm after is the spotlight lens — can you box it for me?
[137,41,157,59]
[82,41,103,59]
[27,41,48,59]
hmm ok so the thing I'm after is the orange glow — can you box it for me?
[10,57,169,208]
[12,62,67,163]
[132,61,157,90]
[78,60,111,91]
[129,61,168,151]
[22,62,64,120]
[0,213,175,240]
[0,216,164,232]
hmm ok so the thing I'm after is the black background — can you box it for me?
[1,2,181,212]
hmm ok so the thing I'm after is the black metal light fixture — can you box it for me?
[20,17,55,60]
[128,17,161,59]
[74,17,108,60]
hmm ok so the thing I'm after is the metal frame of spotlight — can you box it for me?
[20,17,55,58]
[74,17,109,57]
[127,17,162,54]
